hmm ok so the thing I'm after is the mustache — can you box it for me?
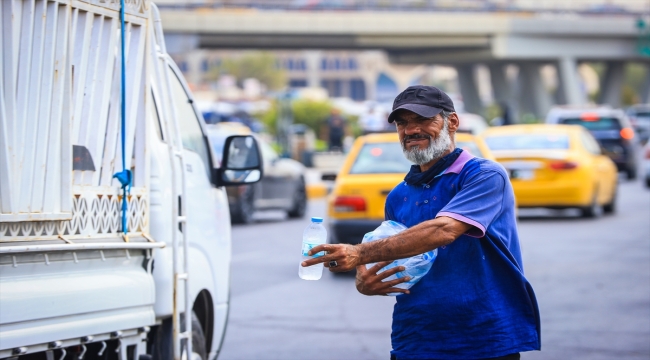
[402,134,431,145]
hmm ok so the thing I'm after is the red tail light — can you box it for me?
[580,113,599,121]
[333,196,366,212]
[549,161,578,170]
[620,128,635,140]
[645,146,650,159]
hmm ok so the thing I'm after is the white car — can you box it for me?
[642,141,650,188]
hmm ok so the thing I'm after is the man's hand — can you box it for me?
[300,243,360,272]
[356,261,410,296]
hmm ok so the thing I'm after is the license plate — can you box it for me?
[510,169,535,180]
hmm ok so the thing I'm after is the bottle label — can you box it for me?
[302,242,324,258]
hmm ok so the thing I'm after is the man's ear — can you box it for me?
[447,113,460,134]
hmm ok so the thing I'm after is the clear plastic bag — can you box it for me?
[362,220,437,296]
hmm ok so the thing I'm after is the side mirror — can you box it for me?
[211,135,263,187]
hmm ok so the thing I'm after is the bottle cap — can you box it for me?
[311,217,323,223]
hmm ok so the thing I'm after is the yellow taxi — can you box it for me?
[327,132,493,245]
[481,124,618,218]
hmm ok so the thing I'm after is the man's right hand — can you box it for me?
[355,261,411,296]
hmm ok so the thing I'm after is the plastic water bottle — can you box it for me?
[299,217,327,280]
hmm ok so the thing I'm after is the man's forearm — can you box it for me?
[356,217,465,265]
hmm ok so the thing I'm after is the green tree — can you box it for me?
[291,99,333,138]
[219,52,287,90]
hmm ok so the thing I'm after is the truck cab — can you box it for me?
[0,1,259,359]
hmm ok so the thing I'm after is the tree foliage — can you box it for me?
[292,99,333,138]
[217,52,287,90]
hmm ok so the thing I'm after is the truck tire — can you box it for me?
[189,312,208,360]
[152,312,207,360]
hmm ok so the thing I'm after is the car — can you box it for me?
[481,124,618,218]
[327,132,494,245]
[643,141,650,188]
[546,105,638,179]
[456,112,489,135]
[626,104,650,145]
[207,123,308,223]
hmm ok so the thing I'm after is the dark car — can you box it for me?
[207,123,307,223]
[546,106,638,179]
[626,104,650,145]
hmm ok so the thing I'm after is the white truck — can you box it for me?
[0,1,262,359]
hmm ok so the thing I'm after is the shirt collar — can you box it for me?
[435,150,475,178]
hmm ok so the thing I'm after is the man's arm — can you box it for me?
[301,216,473,272]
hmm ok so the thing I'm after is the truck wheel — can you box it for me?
[188,312,208,360]
[287,180,307,218]
[152,312,207,360]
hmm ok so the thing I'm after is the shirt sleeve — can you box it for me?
[385,196,395,221]
[436,170,506,238]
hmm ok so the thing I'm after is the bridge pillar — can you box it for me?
[641,63,650,103]
[304,51,322,88]
[489,63,516,124]
[598,61,625,107]
[517,62,553,120]
[557,57,587,105]
[456,64,483,115]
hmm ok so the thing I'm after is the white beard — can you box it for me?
[402,119,452,165]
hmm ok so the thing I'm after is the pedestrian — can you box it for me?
[359,105,386,134]
[302,85,540,359]
[326,108,346,151]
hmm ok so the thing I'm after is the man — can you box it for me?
[326,108,346,151]
[302,86,540,359]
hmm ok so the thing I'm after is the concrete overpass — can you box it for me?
[159,8,650,117]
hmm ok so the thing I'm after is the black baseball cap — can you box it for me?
[387,85,455,123]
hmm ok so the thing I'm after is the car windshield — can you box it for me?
[560,117,622,131]
[485,134,570,150]
[456,141,483,157]
[349,142,412,174]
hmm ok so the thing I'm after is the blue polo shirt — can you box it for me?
[385,150,540,359]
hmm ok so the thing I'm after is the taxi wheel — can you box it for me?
[603,189,617,214]
[580,190,602,218]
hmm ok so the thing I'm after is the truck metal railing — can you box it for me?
[151,4,193,359]
[0,241,165,254]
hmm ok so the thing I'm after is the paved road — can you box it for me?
[219,177,650,360]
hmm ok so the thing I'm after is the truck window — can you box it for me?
[168,68,211,177]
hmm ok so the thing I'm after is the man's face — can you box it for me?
[393,110,459,165]
[394,111,444,151]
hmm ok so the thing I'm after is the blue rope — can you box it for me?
[113,0,131,234]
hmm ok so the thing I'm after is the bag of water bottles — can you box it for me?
[362,220,437,295]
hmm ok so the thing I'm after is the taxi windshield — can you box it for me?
[349,142,412,174]
[485,134,570,151]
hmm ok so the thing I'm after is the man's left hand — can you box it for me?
[300,243,360,272]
